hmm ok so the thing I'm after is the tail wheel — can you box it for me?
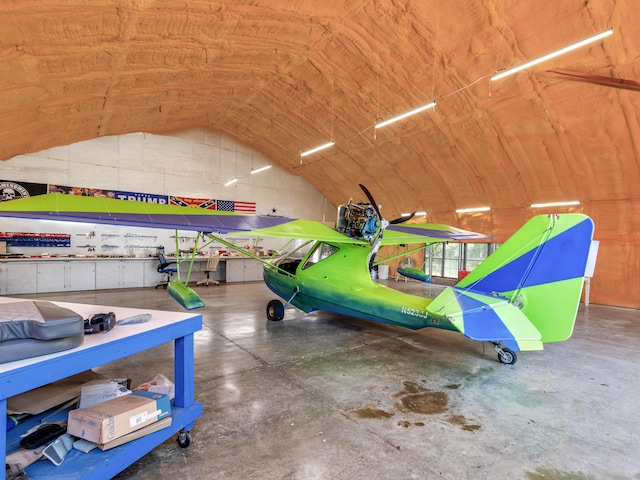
[266,299,285,321]
[497,347,517,365]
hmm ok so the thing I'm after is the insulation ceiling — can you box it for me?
[0,1,638,307]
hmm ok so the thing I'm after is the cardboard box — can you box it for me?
[98,416,172,451]
[7,370,104,415]
[67,391,171,444]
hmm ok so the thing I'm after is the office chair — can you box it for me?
[156,252,177,289]
[197,255,220,286]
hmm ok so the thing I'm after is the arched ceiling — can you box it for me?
[0,1,637,223]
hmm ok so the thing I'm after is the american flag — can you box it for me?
[216,200,235,211]
[233,201,257,214]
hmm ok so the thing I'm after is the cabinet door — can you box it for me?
[121,260,145,288]
[144,259,164,287]
[244,260,264,281]
[95,260,122,289]
[37,262,67,293]
[68,261,96,291]
[225,259,245,282]
[5,262,37,294]
[0,262,6,295]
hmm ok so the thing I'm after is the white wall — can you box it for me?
[0,129,336,257]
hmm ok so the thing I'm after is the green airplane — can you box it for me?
[0,187,595,364]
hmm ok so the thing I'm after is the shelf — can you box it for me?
[1,298,203,479]
[6,404,202,479]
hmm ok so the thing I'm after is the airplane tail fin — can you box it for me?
[428,214,594,351]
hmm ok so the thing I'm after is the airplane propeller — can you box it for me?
[390,212,415,224]
[358,184,415,226]
[358,184,382,220]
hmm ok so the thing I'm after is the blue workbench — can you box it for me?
[1,298,203,479]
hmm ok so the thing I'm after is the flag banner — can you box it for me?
[233,201,257,214]
[45,181,257,213]
[215,200,234,212]
[169,196,217,209]
[48,185,169,204]
[0,180,47,201]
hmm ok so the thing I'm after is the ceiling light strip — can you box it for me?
[491,28,613,81]
[456,206,491,213]
[300,141,335,157]
[224,178,238,187]
[530,201,580,208]
[375,101,437,129]
[251,165,272,174]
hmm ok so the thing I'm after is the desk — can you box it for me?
[1,298,203,479]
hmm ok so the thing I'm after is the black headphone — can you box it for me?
[84,312,116,334]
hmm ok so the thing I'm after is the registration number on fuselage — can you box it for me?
[401,306,439,325]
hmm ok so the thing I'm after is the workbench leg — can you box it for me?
[1,398,7,460]
[174,333,195,409]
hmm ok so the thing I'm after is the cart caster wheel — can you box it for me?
[177,432,192,448]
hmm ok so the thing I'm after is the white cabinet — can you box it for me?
[143,260,164,287]
[0,257,266,293]
[36,262,67,293]
[0,264,6,295]
[95,260,121,290]
[68,261,96,291]
[121,260,145,288]
[244,259,263,281]
[225,258,263,282]
[95,260,145,289]
[5,262,37,294]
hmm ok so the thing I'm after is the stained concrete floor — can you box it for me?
[22,280,640,480]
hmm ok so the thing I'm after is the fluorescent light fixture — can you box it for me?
[300,141,335,157]
[530,200,580,208]
[401,211,427,217]
[491,28,613,81]
[251,165,272,174]
[456,206,491,213]
[224,178,238,187]
[375,102,437,129]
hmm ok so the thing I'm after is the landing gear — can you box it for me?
[266,299,285,321]
[491,342,517,365]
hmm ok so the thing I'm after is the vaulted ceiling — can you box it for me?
[0,1,638,306]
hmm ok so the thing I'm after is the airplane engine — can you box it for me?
[336,201,378,240]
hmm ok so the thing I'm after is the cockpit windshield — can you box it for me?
[302,242,339,270]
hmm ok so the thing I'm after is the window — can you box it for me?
[443,243,461,278]
[428,242,500,278]
[302,242,339,270]
[463,243,490,270]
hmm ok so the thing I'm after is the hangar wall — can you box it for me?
[0,128,337,257]
[0,128,336,221]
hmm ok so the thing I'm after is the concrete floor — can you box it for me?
[24,280,640,480]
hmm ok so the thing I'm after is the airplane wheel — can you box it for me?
[497,348,517,365]
[266,299,285,321]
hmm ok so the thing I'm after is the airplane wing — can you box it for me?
[0,193,295,233]
[224,219,369,244]
[426,286,543,352]
[382,223,491,245]
[0,193,491,244]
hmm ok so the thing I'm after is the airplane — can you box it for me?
[0,186,595,364]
